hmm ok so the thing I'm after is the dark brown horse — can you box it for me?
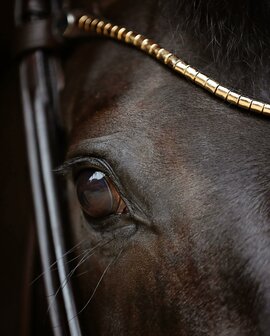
[2,0,270,335]
[59,0,270,334]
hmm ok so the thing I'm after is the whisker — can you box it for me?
[47,239,113,314]
[74,270,89,278]
[76,245,125,316]
[60,239,114,290]
[31,252,85,285]
[51,239,128,330]
[61,244,103,286]
[31,238,88,285]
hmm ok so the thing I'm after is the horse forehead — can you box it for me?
[67,47,270,198]
[67,40,270,145]
[69,56,270,164]
[68,41,215,150]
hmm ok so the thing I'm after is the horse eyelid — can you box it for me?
[54,163,73,177]
[54,159,94,179]
[55,157,114,181]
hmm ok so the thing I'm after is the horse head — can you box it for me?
[60,0,270,334]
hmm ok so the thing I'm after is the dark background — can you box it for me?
[0,2,34,335]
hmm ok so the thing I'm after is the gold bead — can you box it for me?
[194,72,208,87]
[148,43,158,54]
[215,85,230,100]
[149,44,160,56]
[103,22,112,36]
[156,48,164,58]
[141,39,150,50]
[174,60,189,75]
[133,34,144,47]
[96,21,105,34]
[125,31,136,43]
[250,100,264,113]
[168,55,179,68]
[129,33,137,44]
[262,104,270,115]
[140,39,155,52]
[185,67,198,81]
[226,91,240,105]
[117,27,127,40]
[238,96,252,110]
[84,17,93,31]
[90,18,99,31]
[78,15,89,29]
[156,48,172,63]
[110,25,120,38]
[205,79,219,93]
[164,52,173,65]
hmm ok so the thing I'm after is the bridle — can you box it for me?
[15,1,81,335]
[15,1,270,336]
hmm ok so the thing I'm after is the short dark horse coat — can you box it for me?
[2,0,270,335]
[60,0,270,335]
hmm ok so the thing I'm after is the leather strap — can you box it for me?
[14,17,63,58]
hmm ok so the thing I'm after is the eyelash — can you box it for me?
[57,156,113,181]
[71,158,110,177]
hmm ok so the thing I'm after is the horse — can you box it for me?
[57,0,270,334]
[2,0,270,335]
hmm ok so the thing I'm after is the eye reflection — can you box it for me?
[76,169,126,219]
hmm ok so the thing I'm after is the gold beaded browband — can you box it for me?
[65,12,270,117]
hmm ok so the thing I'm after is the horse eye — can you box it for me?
[76,169,126,219]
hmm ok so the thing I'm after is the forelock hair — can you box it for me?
[160,0,270,66]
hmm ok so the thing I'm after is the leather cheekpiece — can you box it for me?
[14,18,63,58]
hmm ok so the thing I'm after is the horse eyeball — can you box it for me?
[76,169,126,218]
